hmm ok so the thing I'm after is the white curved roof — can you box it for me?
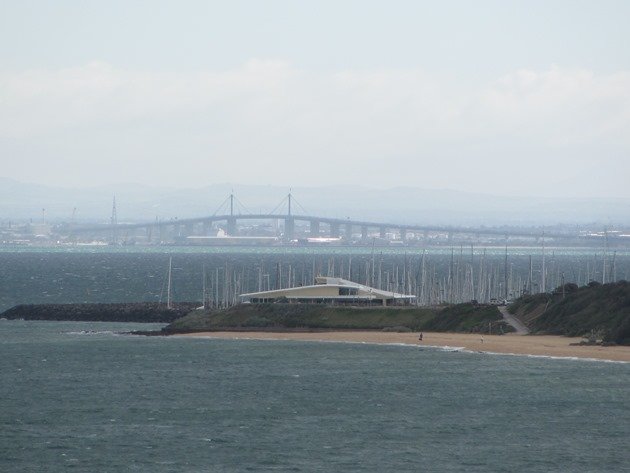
[240,276,416,301]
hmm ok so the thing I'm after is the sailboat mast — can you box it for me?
[603,228,609,284]
[504,242,508,301]
[470,244,475,302]
[370,238,375,287]
[541,232,546,294]
[202,263,207,309]
[167,256,173,310]
[529,255,533,294]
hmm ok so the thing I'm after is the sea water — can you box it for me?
[1,320,628,472]
[1,247,629,312]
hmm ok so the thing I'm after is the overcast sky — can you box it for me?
[1,0,629,198]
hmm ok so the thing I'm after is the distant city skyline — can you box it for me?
[1,1,629,198]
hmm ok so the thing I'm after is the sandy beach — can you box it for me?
[179,331,630,362]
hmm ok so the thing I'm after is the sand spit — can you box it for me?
[178,331,630,362]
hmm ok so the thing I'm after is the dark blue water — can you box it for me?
[1,320,628,472]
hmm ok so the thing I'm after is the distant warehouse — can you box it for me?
[239,276,416,306]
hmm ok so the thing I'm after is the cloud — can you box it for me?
[1,61,629,195]
[477,67,630,146]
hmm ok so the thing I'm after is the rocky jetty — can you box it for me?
[1,302,199,323]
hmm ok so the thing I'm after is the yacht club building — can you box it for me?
[239,276,416,306]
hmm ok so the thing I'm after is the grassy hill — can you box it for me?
[509,281,630,345]
[164,303,506,334]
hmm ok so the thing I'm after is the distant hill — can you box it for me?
[509,281,630,345]
[1,177,629,226]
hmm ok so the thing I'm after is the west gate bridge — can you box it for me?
[65,193,620,246]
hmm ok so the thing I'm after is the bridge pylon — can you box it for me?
[284,217,295,241]
[227,217,237,236]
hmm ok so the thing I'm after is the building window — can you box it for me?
[338,287,358,296]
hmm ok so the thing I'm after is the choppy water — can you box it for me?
[1,320,628,472]
[2,248,629,471]
[1,247,629,312]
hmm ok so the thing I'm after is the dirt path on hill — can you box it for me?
[498,306,530,334]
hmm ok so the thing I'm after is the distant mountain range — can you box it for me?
[1,177,629,227]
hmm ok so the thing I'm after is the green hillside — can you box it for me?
[509,281,630,344]
[164,303,506,334]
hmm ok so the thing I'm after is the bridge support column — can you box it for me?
[184,223,194,237]
[361,226,368,241]
[379,226,387,239]
[284,217,295,241]
[331,223,340,238]
[165,224,175,242]
[310,220,320,237]
[227,217,237,236]
[345,223,353,240]
[400,228,407,242]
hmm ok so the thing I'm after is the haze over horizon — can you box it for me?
[1,1,629,199]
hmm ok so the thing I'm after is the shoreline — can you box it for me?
[177,331,630,362]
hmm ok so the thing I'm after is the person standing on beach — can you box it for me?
[418,333,423,341]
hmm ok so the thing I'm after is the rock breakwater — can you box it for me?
[1,302,199,323]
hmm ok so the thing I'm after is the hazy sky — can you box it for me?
[1,0,629,197]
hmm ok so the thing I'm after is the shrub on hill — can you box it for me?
[552,283,579,295]
[507,293,550,315]
[422,304,505,333]
[530,281,630,344]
